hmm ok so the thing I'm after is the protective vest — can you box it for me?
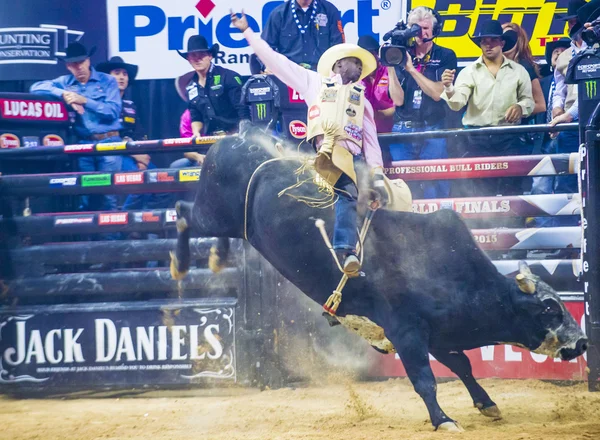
[556,48,578,114]
[306,79,366,148]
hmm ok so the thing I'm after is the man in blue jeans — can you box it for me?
[387,6,457,199]
[30,42,123,213]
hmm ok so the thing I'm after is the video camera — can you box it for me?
[582,19,600,47]
[379,21,422,67]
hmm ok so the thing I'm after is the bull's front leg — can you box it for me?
[390,328,463,432]
[170,201,194,280]
[429,349,501,419]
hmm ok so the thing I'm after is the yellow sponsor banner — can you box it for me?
[96,142,127,151]
[411,0,570,61]
[179,168,201,182]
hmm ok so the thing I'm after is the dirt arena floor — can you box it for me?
[2,377,600,440]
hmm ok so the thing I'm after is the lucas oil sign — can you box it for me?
[0,299,236,388]
[106,0,404,79]
[411,0,571,62]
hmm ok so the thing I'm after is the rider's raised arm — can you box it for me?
[243,28,320,103]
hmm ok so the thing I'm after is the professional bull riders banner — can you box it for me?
[0,299,236,388]
[411,0,571,62]
[0,0,109,81]
[106,0,405,79]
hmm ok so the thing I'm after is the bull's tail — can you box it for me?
[170,201,193,280]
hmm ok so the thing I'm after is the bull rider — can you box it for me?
[231,10,389,275]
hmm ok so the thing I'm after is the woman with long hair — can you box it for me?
[502,22,545,115]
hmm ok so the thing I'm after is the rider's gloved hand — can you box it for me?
[318,119,339,158]
[371,168,389,207]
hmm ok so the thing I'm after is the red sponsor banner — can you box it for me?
[288,87,305,103]
[114,172,144,185]
[163,137,194,146]
[98,213,128,225]
[470,227,580,251]
[0,133,20,149]
[308,105,320,120]
[384,154,577,181]
[165,209,177,223]
[0,99,68,122]
[142,212,160,222]
[289,120,307,139]
[370,302,587,381]
[64,144,94,153]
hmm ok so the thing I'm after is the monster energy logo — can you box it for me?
[256,103,267,120]
[586,80,597,99]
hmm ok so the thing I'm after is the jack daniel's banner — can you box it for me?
[0,299,236,388]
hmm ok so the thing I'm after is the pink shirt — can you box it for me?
[180,109,192,137]
[243,29,383,169]
[361,66,395,133]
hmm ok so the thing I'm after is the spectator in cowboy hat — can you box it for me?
[178,35,250,146]
[441,20,534,196]
[30,41,123,216]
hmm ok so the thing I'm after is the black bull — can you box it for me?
[171,132,588,431]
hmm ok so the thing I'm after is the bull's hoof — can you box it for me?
[169,251,188,281]
[479,404,502,419]
[437,421,464,433]
[176,217,188,233]
[208,246,225,273]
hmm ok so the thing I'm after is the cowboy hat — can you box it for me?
[175,70,196,102]
[317,43,377,81]
[357,35,380,52]
[559,0,587,20]
[59,42,96,63]
[177,35,219,60]
[577,0,600,25]
[469,20,517,52]
[96,56,139,81]
[545,37,571,66]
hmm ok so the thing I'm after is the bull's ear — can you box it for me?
[516,274,536,294]
[518,261,533,278]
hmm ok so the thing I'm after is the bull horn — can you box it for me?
[516,274,536,294]
[518,260,533,277]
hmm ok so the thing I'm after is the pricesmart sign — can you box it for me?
[106,0,404,80]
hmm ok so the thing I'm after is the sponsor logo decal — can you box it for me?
[165,209,177,223]
[43,134,64,146]
[586,80,598,99]
[289,120,307,139]
[96,142,126,151]
[256,103,267,120]
[308,105,321,120]
[163,138,194,146]
[148,171,175,183]
[22,136,40,147]
[142,211,160,222]
[54,215,94,226]
[81,174,111,187]
[288,87,305,103]
[344,123,363,141]
[0,133,20,149]
[64,144,94,153]
[49,177,77,187]
[345,106,356,117]
[114,172,144,185]
[179,169,201,182]
[98,213,129,225]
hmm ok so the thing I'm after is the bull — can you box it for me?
[171,131,588,432]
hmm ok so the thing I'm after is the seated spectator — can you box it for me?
[387,6,457,199]
[262,0,345,71]
[441,20,534,197]
[357,35,395,133]
[30,42,122,215]
[171,35,250,169]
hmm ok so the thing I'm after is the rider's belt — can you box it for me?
[89,130,120,141]
[397,120,425,129]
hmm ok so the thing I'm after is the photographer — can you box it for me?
[386,7,457,199]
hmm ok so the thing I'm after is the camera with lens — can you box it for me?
[379,21,422,67]
[582,19,600,46]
